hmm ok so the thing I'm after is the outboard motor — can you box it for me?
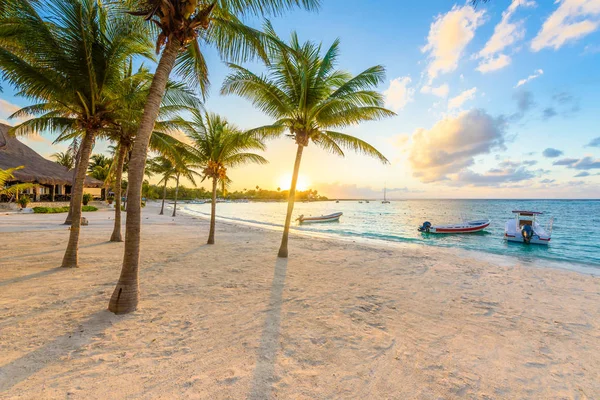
[418,221,432,233]
[521,224,534,244]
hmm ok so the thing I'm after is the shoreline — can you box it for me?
[178,203,600,277]
[1,202,599,398]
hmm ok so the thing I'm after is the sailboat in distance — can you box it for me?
[382,185,390,204]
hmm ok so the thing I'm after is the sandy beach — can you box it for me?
[1,202,599,399]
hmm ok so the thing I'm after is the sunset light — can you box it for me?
[278,173,310,192]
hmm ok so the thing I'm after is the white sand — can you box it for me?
[1,202,599,399]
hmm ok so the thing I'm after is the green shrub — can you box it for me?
[82,193,93,205]
[17,196,30,208]
[33,206,68,213]
[33,206,97,213]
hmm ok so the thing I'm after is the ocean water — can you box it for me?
[182,199,600,271]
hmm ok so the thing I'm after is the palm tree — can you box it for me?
[87,154,112,200]
[109,0,318,314]
[51,152,76,170]
[170,149,201,217]
[222,25,395,258]
[0,0,152,268]
[146,156,176,215]
[102,61,201,241]
[184,110,267,244]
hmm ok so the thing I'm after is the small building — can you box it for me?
[0,123,103,201]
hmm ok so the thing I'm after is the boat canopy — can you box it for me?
[512,210,543,216]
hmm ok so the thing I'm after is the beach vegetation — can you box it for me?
[51,151,76,170]
[0,0,153,268]
[183,110,267,244]
[221,25,394,257]
[0,166,37,201]
[100,61,200,241]
[82,193,93,206]
[32,206,98,214]
[17,195,30,209]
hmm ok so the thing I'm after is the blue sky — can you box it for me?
[1,0,600,198]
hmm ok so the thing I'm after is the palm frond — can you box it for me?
[319,131,389,164]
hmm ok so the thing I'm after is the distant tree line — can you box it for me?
[142,184,328,202]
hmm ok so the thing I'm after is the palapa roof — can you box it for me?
[0,123,103,187]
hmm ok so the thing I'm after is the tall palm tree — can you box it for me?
[184,110,267,244]
[102,61,201,241]
[110,0,318,314]
[222,25,395,258]
[0,0,153,268]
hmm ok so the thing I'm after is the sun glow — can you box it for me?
[278,173,310,192]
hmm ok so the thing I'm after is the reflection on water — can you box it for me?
[183,199,600,271]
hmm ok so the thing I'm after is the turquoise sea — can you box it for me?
[182,199,600,271]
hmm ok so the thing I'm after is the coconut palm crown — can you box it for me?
[221,24,395,257]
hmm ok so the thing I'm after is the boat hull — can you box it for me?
[421,219,490,234]
[299,212,343,224]
[505,234,550,245]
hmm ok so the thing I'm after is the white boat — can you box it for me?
[418,218,490,233]
[505,210,552,245]
[297,212,342,224]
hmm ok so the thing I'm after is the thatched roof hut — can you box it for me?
[0,123,103,187]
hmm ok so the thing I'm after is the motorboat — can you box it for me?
[297,212,342,224]
[418,218,490,233]
[505,210,552,245]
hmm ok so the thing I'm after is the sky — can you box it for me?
[1,0,600,199]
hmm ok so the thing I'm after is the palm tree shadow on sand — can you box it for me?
[248,257,288,400]
[0,310,120,392]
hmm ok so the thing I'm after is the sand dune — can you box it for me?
[1,203,599,399]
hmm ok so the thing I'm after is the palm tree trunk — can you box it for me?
[108,40,180,314]
[172,174,180,217]
[159,178,168,215]
[278,144,305,258]
[110,144,127,242]
[207,177,218,244]
[61,132,95,268]
[64,146,82,225]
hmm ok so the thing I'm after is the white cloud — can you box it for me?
[420,83,450,98]
[476,54,512,73]
[448,87,477,110]
[531,0,600,51]
[0,99,21,117]
[408,109,506,182]
[384,76,414,111]
[453,167,537,186]
[476,0,536,72]
[422,5,485,81]
[515,69,543,87]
